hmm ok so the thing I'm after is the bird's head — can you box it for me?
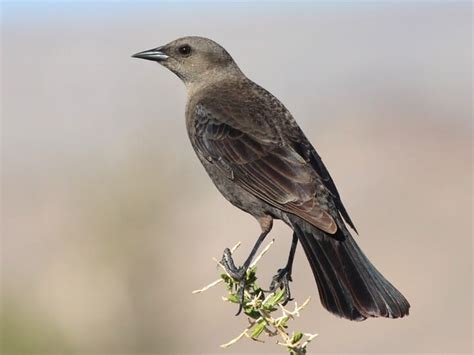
[132,36,241,86]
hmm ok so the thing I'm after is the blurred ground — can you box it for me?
[1,1,472,354]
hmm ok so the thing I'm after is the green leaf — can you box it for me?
[244,308,261,319]
[266,287,286,307]
[252,285,264,295]
[226,294,240,303]
[262,304,277,312]
[250,320,266,339]
[291,332,303,344]
[220,274,234,290]
[246,270,257,284]
[276,316,289,328]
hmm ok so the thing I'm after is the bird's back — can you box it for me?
[186,77,292,142]
[186,76,347,234]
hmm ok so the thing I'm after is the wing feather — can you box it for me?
[193,103,337,234]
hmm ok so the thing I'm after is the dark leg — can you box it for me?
[221,230,270,315]
[221,216,273,315]
[269,232,298,305]
[221,230,269,280]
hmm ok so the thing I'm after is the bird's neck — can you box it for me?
[185,65,245,98]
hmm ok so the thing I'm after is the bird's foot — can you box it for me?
[221,248,248,315]
[221,248,246,280]
[269,267,293,305]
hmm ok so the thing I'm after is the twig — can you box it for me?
[192,278,223,294]
[192,240,318,353]
[192,241,242,294]
[249,239,274,268]
[220,327,251,348]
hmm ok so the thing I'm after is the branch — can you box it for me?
[192,240,318,354]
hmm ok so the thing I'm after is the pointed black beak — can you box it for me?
[132,46,169,62]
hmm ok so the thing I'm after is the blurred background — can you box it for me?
[1,1,472,354]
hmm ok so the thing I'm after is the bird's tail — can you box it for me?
[292,219,410,321]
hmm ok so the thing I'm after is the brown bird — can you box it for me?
[132,36,410,321]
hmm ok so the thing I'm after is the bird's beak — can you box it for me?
[132,46,169,62]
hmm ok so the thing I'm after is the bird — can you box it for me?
[132,36,410,321]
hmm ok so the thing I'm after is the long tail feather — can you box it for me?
[292,220,410,321]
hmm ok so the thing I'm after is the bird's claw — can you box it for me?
[235,279,247,315]
[269,267,293,305]
[221,248,246,279]
[221,248,247,315]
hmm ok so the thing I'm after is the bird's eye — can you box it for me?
[178,45,192,56]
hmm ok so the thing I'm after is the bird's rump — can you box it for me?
[192,102,337,234]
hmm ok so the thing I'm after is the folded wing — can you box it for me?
[193,103,337,234]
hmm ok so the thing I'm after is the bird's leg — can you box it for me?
[221,230,269,315]
[221,216,273,315]
[269,232,298,305]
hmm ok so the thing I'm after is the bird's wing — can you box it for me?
[286,128,358,233]
[192,102,337,234]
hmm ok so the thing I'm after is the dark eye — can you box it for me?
[178,45,192,56]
